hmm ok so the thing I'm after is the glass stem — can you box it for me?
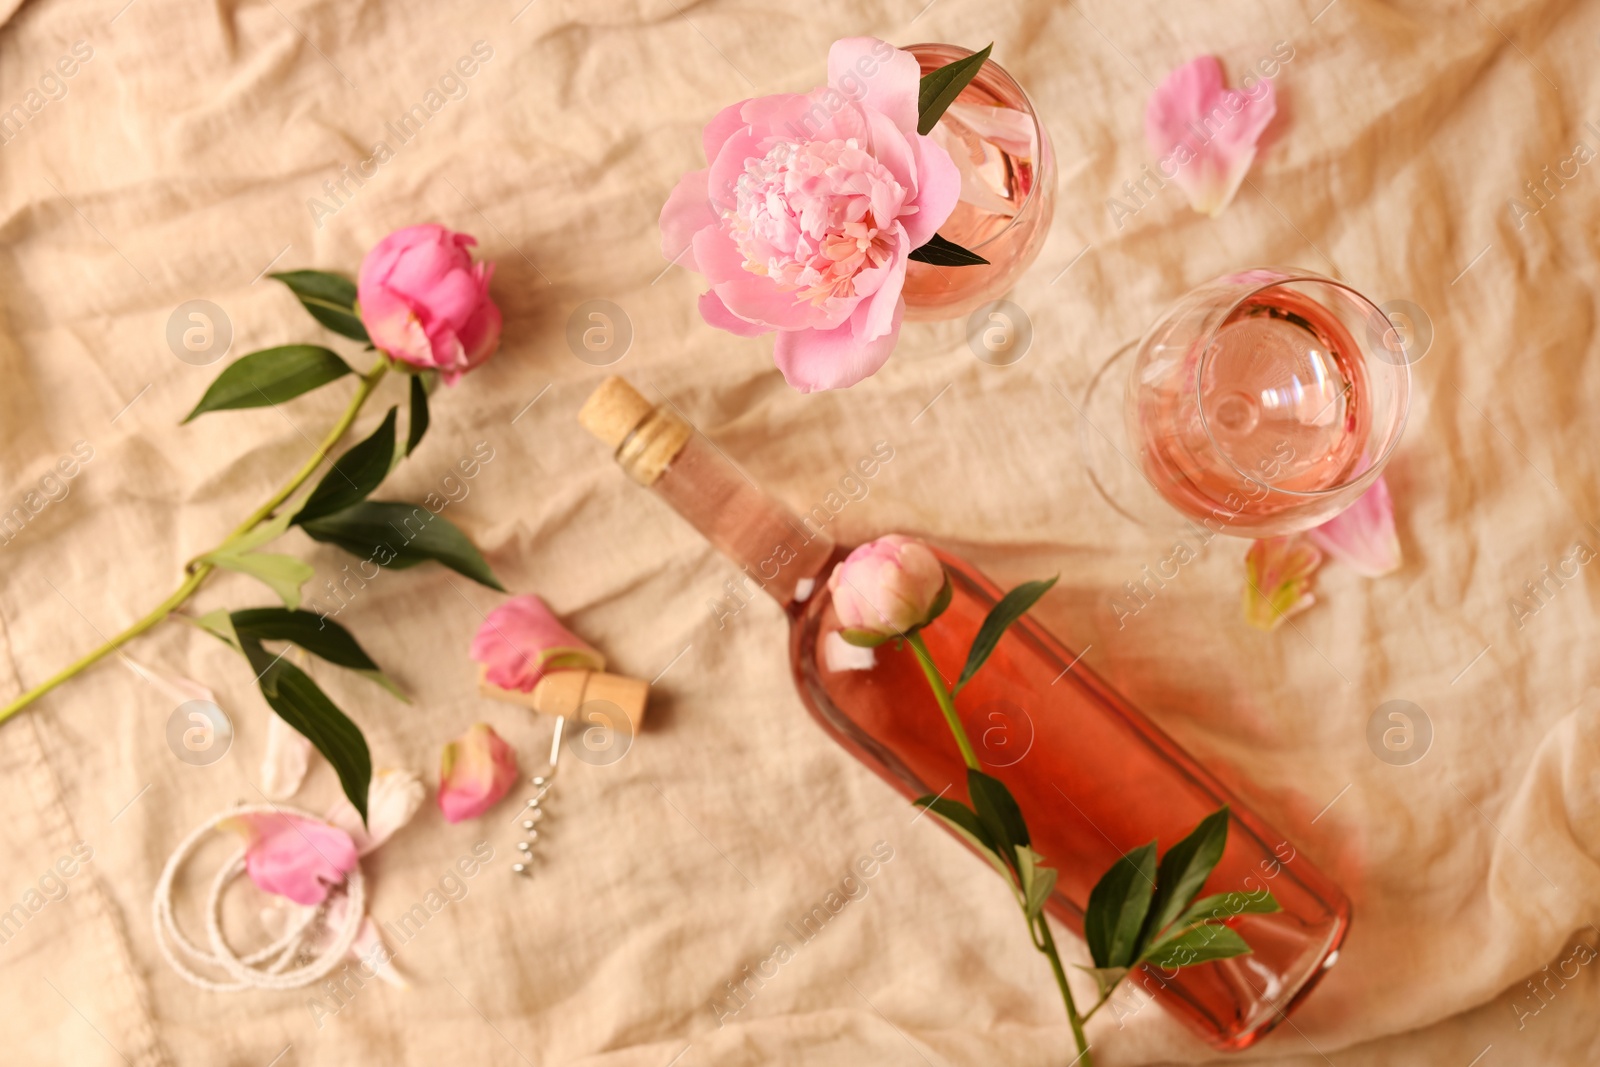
[0,358,390,725]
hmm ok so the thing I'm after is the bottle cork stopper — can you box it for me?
[479,667,650,730]
[579,376,654,450]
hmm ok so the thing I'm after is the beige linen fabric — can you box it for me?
[1,0,1599,1063]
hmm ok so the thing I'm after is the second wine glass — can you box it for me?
[1124,268,1411,538]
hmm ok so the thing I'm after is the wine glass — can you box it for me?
[900,44,1056,321]
[1082,269,1411,538]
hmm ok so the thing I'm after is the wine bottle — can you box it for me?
[578,377,1349,1051]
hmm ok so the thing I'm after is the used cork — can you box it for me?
[479,667,651,729]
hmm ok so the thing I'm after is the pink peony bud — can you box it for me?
[356,224,502,384]
[217,811,359,906]
[827,534,947,638]
[438,723,519,823]
[469,595,606,693]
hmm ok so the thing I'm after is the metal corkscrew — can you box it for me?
[510,715,564,876]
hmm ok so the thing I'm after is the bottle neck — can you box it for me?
[616,409,837,610]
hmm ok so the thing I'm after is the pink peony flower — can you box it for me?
[828,534,948,637]
[1308,475,1402,577]
[438,723,519,823]
[357,225,502,384]
[1145,56,1276,217]
[218,811,359,906]
[1242,535,1323,632]
[469,595,606,693]
[659,37,962,393]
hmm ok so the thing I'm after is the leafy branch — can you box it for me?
[0,270,503,820]
[902,571,1278,1066]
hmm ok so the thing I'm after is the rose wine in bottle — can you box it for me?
[579,377,1349,1051]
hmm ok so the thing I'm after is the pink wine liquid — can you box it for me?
[1136,288,1372,532]
[791,551,1349,1050]
[900,44,1054,319]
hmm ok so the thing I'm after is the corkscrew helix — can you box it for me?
[509,716,563,876]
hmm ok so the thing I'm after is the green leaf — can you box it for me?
[293,407,398,526]
[956,576,1057,693]
[908,233,990,267]
[1015,845,1058,919]
[1075,965,1129,1000]
[1172,890,1282,935]
[1141,922,1253,970]
[299,500,505,591]
[922,574,954,629]
[917,43,993,135]
[240,635,371,822]
[184,345,353,422]
[840,628,892,648]
[230,607,404,700]
[915,794,1017,893]
[406,374,430,456]
[1084,841,1158,969]
[271,270,370,342]
[188,608,242,652]
[1139,807,1232,948]
[967,768,1029,871]
[202,550,315,610]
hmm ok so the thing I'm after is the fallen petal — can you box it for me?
[1145,56,1276,217]
[1308,476,1402,577]
[1243,535,1323,631]
[326,769,426,855]
[219,812,359,906]
[438,723,519,823]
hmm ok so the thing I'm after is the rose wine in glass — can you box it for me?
[900,44,1056,321]
[580,377,1350,1052]
[1127,270,1410,538]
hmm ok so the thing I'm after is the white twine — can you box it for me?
[153,804,366,992]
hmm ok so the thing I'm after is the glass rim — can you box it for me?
[903,42,1048,252]
[1193,269,1412,499]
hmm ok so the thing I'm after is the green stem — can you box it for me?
[1038,917,1094,1065]
[905,628,1093,1065]
[905,631,980,771]
[0,358,389,725]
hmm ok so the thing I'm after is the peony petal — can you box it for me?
[1243,535,1323,632]
[219,812,359,906]
[326,769,425,855]
[1145,56,1276,217]
[902,133,963,249]
[828,37,921,135]
[699,290,771,338]
[702,101,749,164]
[772,296,904,393]
[659,168,715,271]
[359,283,434,367]
[261,713,314,800]
[1308,476,1402,577]
[438,723,520,823]
[470,595,606,693]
